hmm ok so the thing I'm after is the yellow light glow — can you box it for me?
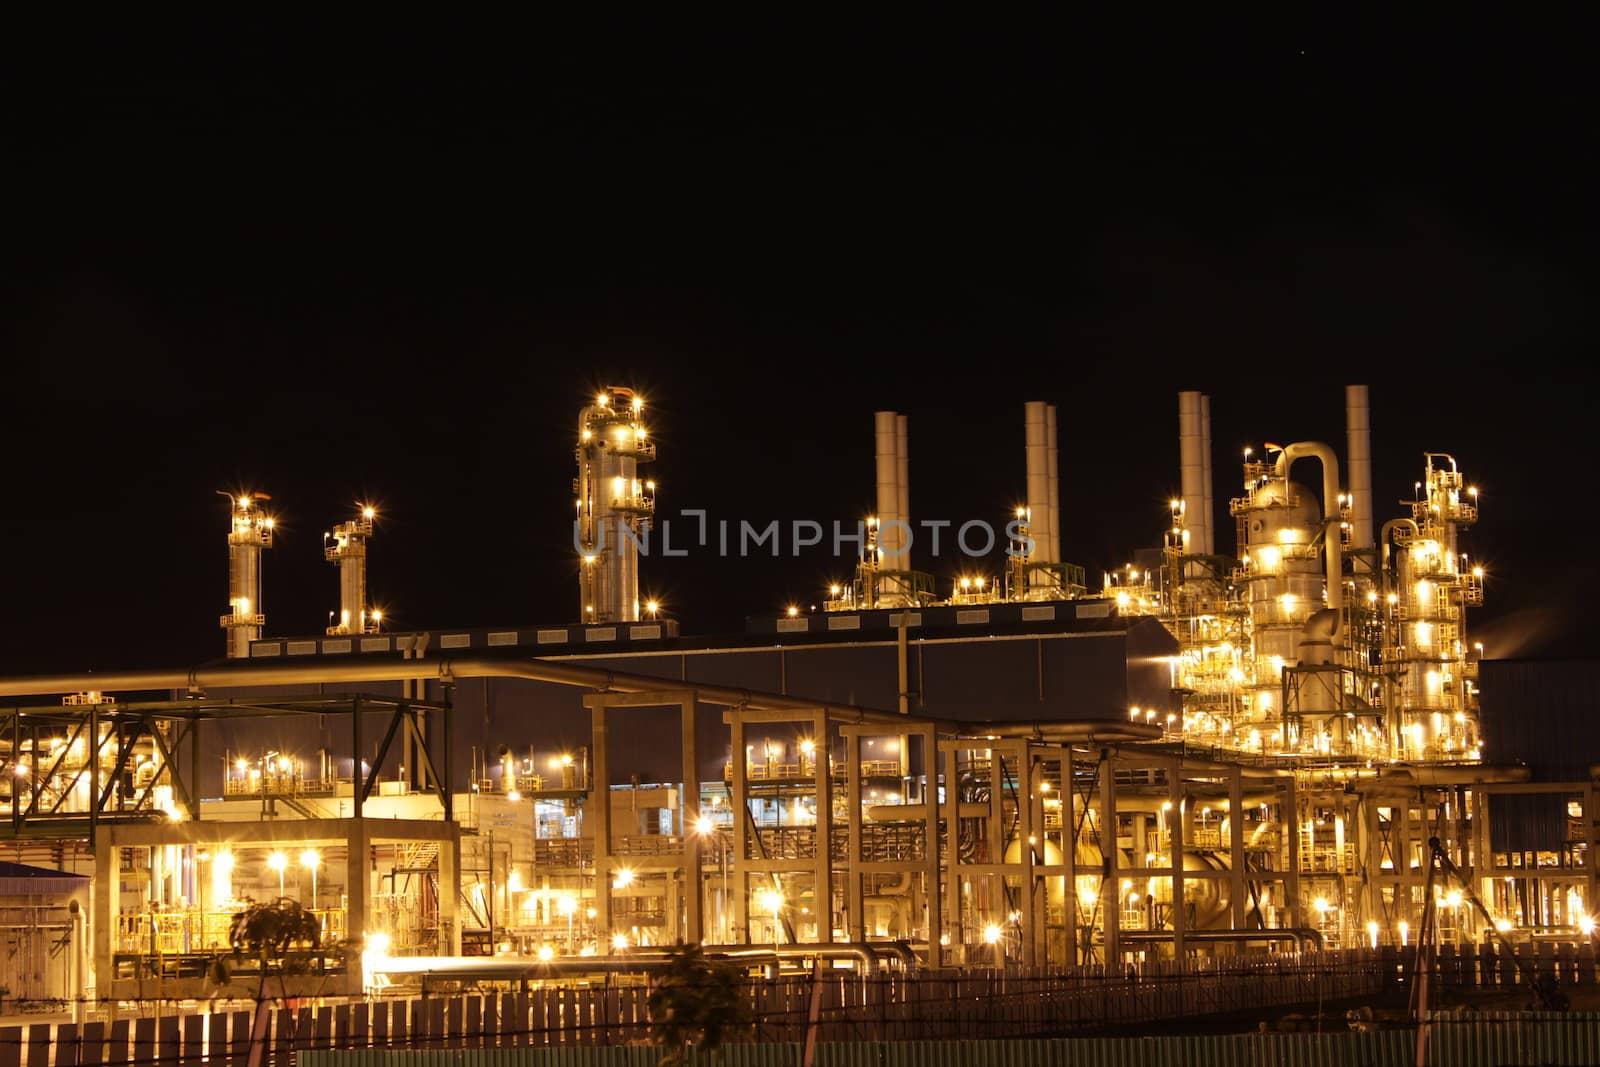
[1495,918,1512,932]
[613,869,635,889]
[558,895,578,916]
[695,815,714,835]
[983,923,1003,945]
[613,933,629,950]
[300,849,320,871]
[786,605,799,618]
[1583,916,1597,936]
[506,790,521,802]
[538,945,555,961]
[758,888,784,916]
[268,852,288,873]
[362,506,376,520]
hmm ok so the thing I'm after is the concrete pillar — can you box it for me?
[1229,769,1247,930]
[845,732,864,943]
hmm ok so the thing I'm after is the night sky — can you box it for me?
[5,39,1595,674]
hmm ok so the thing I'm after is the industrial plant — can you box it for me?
[0,382,1583,1033]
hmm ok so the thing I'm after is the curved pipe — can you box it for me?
[1380,518,1420,572]
[1275,442,1343,618]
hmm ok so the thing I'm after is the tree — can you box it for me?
[647,943,752,1065]
[207,897,328,1067]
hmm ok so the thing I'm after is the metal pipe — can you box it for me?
[1024,402,1051,568]
[1275,442,1344,617]
[1345,385,1374,551]
[1116,928,1324,951]
[1178,392,1205,559]
[0,654,918,725]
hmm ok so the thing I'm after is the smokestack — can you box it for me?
[1200,394,1214,555]
[874,411,902,567]
[1024,401,1052,568]
[1345,384,1374,550]
[896,413,911,572]
[1045,403,1061,565]
[1178,391,1206,559]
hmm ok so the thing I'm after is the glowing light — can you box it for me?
[1496,918,1512,933]
[799,739,815,757]
[758,888,784,917]
[506,790,521,802]
[1444,890,1462,908]
[365,931,391,955]
[268,852,288,873]
[1398,921,1409,946]
[1583,916,1596,936]
[508,870,523,893]
[300,849,320,871]
[983,923,1002,945]
[786,605,799,618]
[1367,921,1380,948]
[558,895,578,917]
[695,815,715,835]
[362,506,376,520]
[613,869,635,889]
[1312,897,1330,914]
[613,933,629,950]
[538,944,555,961]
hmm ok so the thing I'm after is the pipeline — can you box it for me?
[1117,928,1324,951]
[0,654,913,726]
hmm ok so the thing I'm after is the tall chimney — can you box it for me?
[896,413,911,572]
[874,411,902,567]
[1178,391,1206,559]
[1200,393,1214,555]
[1345,384,1374,551]
[1045,403,1061,564]
[1024,401,1052,569]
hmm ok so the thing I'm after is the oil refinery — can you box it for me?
[0,382,1584,1022]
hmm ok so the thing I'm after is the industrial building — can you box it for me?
[0,383,1582,1012]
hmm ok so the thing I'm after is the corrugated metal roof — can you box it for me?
[0,859,87,896]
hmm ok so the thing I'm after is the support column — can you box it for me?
[730,711,748,945]
[589,700,612,941]
[812,708,832,945]
[346,819,371,996]
[1284,777,1301,930]
[1229,768,1248,931]
[845,732,864,944]
[1064,746,1078,966]
[942,742,964,965]
[1100,750,1120,964]
[1168,757,1185,963]
[93,835,114,1003]
[921,724,942,969]
[439,823,460,956]
[1016,744,1037,968]
[681,695,702,946]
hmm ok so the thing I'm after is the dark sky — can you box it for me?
[4,37,1595,673]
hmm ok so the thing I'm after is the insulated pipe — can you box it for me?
[896,413,911,573]
[1275,443,1344,617]
[1345,385,1375,551]
[874,411,901,565]
[1116,929,1324,951]
[1178,392,1206,558]
[1200,394,1214,555]
[1024,402,1052,567]
[1045,403,1061,565]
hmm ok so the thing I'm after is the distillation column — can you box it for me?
[576,388,656,623]
[325,505,377,634]
[220,493,274,659]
